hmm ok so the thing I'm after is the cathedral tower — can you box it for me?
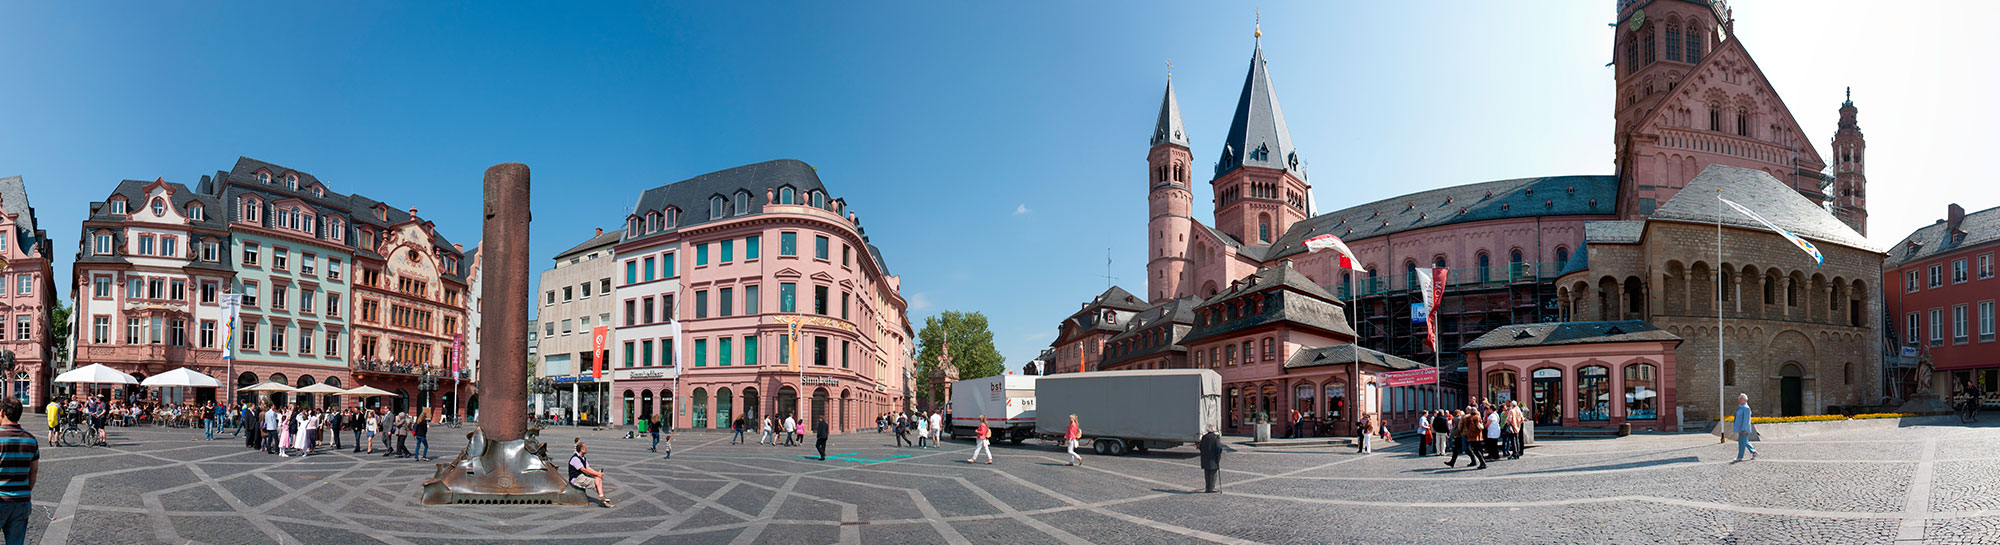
[1831,89,1867,235]
[1210,29,1309,247]
[1147,76,1195,302]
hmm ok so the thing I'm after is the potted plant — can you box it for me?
[1252,411,1272,442]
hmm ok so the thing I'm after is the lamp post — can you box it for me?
[419,373,438,416]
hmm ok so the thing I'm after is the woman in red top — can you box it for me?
[1064,414,1083,466]
[966,415,994,464]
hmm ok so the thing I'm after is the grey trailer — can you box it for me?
[1033,369,1222,455]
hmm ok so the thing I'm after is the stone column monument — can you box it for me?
[422,163,586,505]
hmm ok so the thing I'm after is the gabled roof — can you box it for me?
[86,179,228,231]
[1284,344,1421,371]
[1151,79,1190,148]
[0,176,47,253]
[1885,204,2000,267]
[1262,175,1618,263]
[1651,165,1877,252]
[1461,321,1681,351]
[1214,42,1301,179]
[1625,32,1826,172]
[1100,297,1200,367]
[625,159,829,239]
[554,229,623,261]
[1057,286,1151,337]
[1182,263,1354,345]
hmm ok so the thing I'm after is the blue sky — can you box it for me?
[3,1,1996,369]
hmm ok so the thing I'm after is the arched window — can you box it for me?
[1666,25,1682,61]
[1405,260,1418,290]
[1556,246,1570,266]
[1477,252,1491,282]
[1723,359,1736,386]
[779,187,796,205]
[1687,28,1703,63]
[256,171,271,184]
[709,196,725,219]
[691,388,708,428]
[1577,366,1610,421]
[150,198,166,216]
[1624,363,1657,420]
[285,174,298,190]
[734,191,749,215]
[1843,362,1854,385]
[811,191,826,209]
[1257,213,1271,243]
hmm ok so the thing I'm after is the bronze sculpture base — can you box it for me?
[420,428,589,505]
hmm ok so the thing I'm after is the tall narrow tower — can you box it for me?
[1211,26,1309,247]
[1147,76,1195,303]
[1830,89,1867,235]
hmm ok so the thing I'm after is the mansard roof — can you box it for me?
[1260,174,1619,263]
[1100,297,1200,367]
[1182,264,1354,345]
[1151,79,1190,148]
[1214,42,1300,179]
[1057,286,1151,337]
[87,179,228,230]
[1461,320,1680,351]
[0,176,47,253]
[626,159,829,235]
[1884,203,2000,268]
[1651,165,1876,252]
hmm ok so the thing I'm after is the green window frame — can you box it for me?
[841,340,850,369]
[719,337,732,366]
[719,287,733,317]
[778,334,789,366]
[719,239,733,263]
[663,252,675,277]
[815,236,829,259]
[779,283,796,313]
[625,261,636,284]
[744,335,757,366]
[694,339,707,367]
[745,285,760,314]
[640,340,652,368]
[624,341,635,368]
[662,338,674,367]
[643,257,656,281]
[696,243,708,266]
[780,232,797,256]
[746,235,760,259]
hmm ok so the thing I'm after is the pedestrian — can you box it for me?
[965,415,993,464]
[1483,405,1503,460]
[0,397,39,545]
[413,409,431,462]
[277,407,293,457]
[929,411,944,448]
[893,414,911,447]
[1359,414,1376,454]
[877,415,886,434]
[1063,414,1082,466]
[1733,393,1758,462]
[731,416,746,445]
[795,418,806,447]
[759,415,773,446]
[396,410,414,457]
[362,409,379,454]
[814,417,830,460]
[1446,407,1486,470]
[782,414,797,447]
[299,410,317,457]
[914,414,929,449]
[1197,426,1222,493]
[202,401,216,441]
[661,423,674,459]
[568,440,612,508]
[1416,410,1433,456]
[1287,408,1302,439]
[649,414,663,453]
[328,408,344,451]
[1432,409,1452,456]
[1503,401,1525,459]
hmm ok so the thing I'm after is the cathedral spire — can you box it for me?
[1215,35,1299,178]
[1151,73,1190,149]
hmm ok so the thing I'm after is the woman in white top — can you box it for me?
[759,416,774,446]
[364,411,380,454]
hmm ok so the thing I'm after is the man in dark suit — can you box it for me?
[813,418,831,461]
[1198,427,1223,493]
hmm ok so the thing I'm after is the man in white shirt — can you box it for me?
[782,415,797,447]
[261,406,279,454]
[928,412,944,448]
[1415,410,1433,456]
[1483,405,1503,460]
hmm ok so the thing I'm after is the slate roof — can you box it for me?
[1284,344,1422,371]
[1151,79,1190,148]
[1214,43,1301,179]
[1585,221,1645,244]
[1057,286,1152,337]
[216,157,468,280]
[0,176,47,254]
[1260,175,1618,261]
[554,229,623,261]
[87,179,228,231]
[1460,320,1681,351]
[626,159,829,238]
[1099,297,1200,367]
[1884,204,2000,267]
[1651,165,1877,253]
[1182,263,1354,345]
[1558,242,1591,276]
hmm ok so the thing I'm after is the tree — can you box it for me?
[47,302,71,370]
[913,311,1004,405]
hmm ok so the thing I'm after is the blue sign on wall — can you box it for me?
[1410,303,1426,323]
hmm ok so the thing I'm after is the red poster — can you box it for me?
[1380,367,1439,387]
[591,326,609,379]
[450,334,464,376]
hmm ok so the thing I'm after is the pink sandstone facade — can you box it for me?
[0,177,55,407]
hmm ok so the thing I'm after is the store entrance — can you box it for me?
[1531,368,1563,426]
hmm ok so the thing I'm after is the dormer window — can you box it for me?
[188,204,204,221]
[780,187,796,205]
[734,191,749,216]
[109,199,128,215]
[256,171,272,184]
[628,217,641,235]
[312,186,323,198]
[285,174,299,190]
[709,196,725,219]
[241,197,262,223]
[150,198,165,216]
[810,191,826,209]
[646,212,659,232]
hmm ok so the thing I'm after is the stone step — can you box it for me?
[1533,428,1622,439]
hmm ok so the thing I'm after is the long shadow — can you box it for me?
[1509,455,1702,475]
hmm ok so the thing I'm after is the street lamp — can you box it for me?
[419,372,438,414]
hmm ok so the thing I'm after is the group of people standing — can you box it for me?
[737,413,811,448]
[884,411,943,448]
[238,403,434,461]
[1413,400,1525,470]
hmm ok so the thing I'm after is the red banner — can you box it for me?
[1380,367,1439,387]
[591,326,609,379]
[1425,267,1448,352]
[450,334,464,377]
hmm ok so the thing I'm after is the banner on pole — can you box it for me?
[1413,267,1448,352]
[1380,367,1439,387]
[219,294,242,360]
[590,326,609,380]
[451,334,465,377]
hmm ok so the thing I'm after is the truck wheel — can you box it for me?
[1105,440,1128,456]
[1093,439,1111,455]
[1010,434,1026,445]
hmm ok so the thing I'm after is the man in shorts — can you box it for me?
[569,440,611,508]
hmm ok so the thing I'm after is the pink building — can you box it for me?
[612,160,914,433]
[1884,203,2000,402]
[1465,321,1682,431]
[72,179,233,403]
[0,177,55,407]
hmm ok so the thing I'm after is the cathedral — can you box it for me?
[1048,1,1882,433]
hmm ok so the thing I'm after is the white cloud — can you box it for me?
[1014,203,1031,215]
[907,292,933,311]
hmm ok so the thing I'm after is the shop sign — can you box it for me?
[628,370,668,379]
[552,376,596,383]
[1380,367,1439,387]
[801,376,840,385]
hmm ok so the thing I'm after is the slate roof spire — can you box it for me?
[1215,34,1300,179]
[1151,75,1190,148]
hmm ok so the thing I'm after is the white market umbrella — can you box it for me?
[294,383,347,395]
[140,368,222,388]
[341,385,396,398]
[238,381,297,393]
[53,364,138,385]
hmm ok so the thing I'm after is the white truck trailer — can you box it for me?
[1034,369,1221,456]
[948,374,1039,444]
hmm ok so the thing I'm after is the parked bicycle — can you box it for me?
[54,416,102,448]
[1956,393,1983,424]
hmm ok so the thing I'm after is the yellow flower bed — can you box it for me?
[1723,413,1918,424]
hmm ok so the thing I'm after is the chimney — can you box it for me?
[454,243,463,252]
[1949,204,1966,231]
[594,227,603,236]
[408,207,419,218]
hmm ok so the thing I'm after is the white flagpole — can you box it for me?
[1716,189,1726,442]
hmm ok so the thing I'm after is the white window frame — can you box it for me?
[1981,301,1996,342]
[1907,312,1920,343]
[1955,304,1970,343]
[1931,308,1944,346]
[1954,259,1969,284]
[1930,264,1943,288]
[1982,254,1994,279]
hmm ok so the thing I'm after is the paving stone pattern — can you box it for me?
[20,418,2000,544]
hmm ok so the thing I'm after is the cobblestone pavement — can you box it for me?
[21,417,2000,544]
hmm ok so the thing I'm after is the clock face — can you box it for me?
[1629,9,1646,31]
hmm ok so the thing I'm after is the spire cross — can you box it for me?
[1254,10,1262,39]
[1165,59,1173,80]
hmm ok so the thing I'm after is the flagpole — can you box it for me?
[1716,189,1726,443]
